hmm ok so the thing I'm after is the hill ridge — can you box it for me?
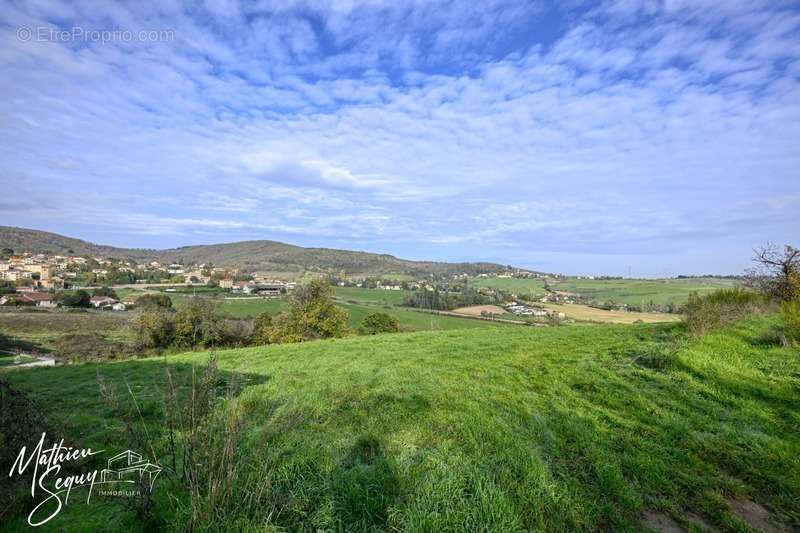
[0,226,518,276]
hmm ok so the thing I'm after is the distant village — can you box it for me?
[0,250,571,314]
[0,251,299,309]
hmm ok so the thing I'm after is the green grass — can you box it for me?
[550,277,738,306]
[0,354,37,366]
[170,290,507,331]
[3,315,798,531]
[470,276,549,296]
[471,276,738,306]
[335,286,409,306]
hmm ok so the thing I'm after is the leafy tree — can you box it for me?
[58,289,91,308]
[93,286,118,298]
[173,299,230,348]
[134,308,175,349]
[360,312,400,334]
[252,312,273,345]
[268,279,350,343]
[0,280,15,295]
[136,293,173,308]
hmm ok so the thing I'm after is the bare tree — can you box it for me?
[746,243,800,301]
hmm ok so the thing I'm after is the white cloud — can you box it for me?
[0,0,798,273]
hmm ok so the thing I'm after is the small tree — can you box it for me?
[268,279,350,343]
[134,308,174,349]
[173,299,230,349]
[360,312,400,334]
[136,293,173,309]
[252,312,273,345]
[58,289,91,308]
[747,244,800,302]
[93,286,118,298]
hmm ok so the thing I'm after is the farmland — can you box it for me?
[2,314,797,531]
[549,277,739,306]
[471,276,739,307]
[0,287,511,358]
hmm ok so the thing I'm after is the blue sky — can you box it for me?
[0,0,798,276]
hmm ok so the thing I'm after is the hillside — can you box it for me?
[0,226,511,276]
[3,316,797,531]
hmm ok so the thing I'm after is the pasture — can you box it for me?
[2,315,797,531]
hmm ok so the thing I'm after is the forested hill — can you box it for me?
[0,226,515,276]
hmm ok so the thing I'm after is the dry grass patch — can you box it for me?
[542,303,681,323]
[450,304,507,316]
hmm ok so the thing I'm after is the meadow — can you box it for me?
[1,315,797,531]
[0,288,509,358]
[470,276,739,307]
[550,277,739,306]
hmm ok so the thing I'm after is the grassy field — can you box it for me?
[0,309,134,351]
[470,276,739,307]
[2,315,798,531]
[550,277,739,306]
[335,286,408,306]
[542,303,682,324]
[470,276,549,296]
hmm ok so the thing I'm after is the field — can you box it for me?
[0,289,510,357]
[0,309,134,351]
[470,276,549,296]
[550,277,739,306]
[450,304,508,316]
[470,276,739,307]
[2,315,797,531]
[542,303,682,324]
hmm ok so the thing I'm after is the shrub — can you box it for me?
[52,333,133,362]
[360,312,400,334]
[267,279,350,343]
[92,286,118,298]
[173,299,230,349]
[781,299,800,345]
[134,307,175,349]
[683,288,768,336]
[252,311,272,345]
[135,293,173,308]
[57,289,91,308]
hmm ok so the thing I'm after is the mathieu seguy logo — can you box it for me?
[8,432,162,527]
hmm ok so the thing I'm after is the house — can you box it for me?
[232,281,249,292]
[90,296,118,309]
[2,292,57,307]
[219,279,233,289]
[121,297,137,306]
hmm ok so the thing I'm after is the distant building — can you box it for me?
[90,296,118,309]
[1,292,57,307]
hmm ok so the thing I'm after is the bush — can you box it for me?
[173,299,230,349]
[58,289,91,308]
[684,288,768,336]
[267,280,350,343]
[52,333,133,363]
[781,299,800,345]
[92,286,118,298]
[136,293,173,309]
[134,308,175,350]
[360,312,400,334]
[252,311,272,345]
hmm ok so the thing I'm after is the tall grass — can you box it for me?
[781,299,800,345]
[683,288,769,335]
